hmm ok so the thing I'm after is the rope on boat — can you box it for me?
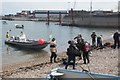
[87,72,96,80]
[79,64,95,80]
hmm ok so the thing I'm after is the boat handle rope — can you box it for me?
[79,64,95,80]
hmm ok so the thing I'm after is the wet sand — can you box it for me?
[1,37,119,78]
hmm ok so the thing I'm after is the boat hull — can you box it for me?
[49,68,120,79]
[5,40,49,50]
[16,26,24,29]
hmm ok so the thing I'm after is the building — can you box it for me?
[33,10,68,18]
[16,10,34,17]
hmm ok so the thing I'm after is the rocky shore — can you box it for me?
[1,38,119,78]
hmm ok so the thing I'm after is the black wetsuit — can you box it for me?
[65,44,76,69]
[91,33,97,46]
[113,32,120,49]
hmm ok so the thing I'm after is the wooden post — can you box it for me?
[71,8,74,25]
[47,11,50,25]
[59,12,61,25]
[82,10,84,21]
[89,0,92,26]
[118,1,120,28]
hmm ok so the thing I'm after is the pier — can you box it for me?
[2,9,120,28]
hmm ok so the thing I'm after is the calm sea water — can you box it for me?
[1,20,117,65]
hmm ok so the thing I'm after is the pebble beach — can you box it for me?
[1,38,119,78]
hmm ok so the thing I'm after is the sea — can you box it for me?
[1,20,117,66]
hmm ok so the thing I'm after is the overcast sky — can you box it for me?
[1,0,119,15]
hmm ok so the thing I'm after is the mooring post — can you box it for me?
[47,11,50,25]
[71,8,74,25]
[59,12,61,25]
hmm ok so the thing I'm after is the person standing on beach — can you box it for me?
[83,41,90,64]
[113,31,120,49]
[74,34,83,42]
[65,40,77,69]
[74,34,84,59]
[91,32,97,47]
[50,38,57,63]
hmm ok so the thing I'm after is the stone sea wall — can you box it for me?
[62,16,119,28]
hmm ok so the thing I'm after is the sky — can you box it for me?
[1,0,119,15]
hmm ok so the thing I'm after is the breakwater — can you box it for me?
[2,13,120,28]
[62,14,120,28]
[2,16,62,22]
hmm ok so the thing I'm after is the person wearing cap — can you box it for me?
[50,38,57,63]
[65,40,77,69]
[113,31,120,49]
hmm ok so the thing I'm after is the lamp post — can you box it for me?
[67,2,70,13]
[118,1,120,12]
[89,0,92,26]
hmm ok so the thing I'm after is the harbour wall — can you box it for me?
[2,15,120,28]
[62,16,119,28]
[2,16,62,22]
